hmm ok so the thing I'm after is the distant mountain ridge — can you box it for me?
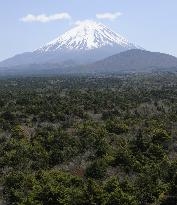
[1,49,177,76]
[0,21,139,67]
[81,49,177,73]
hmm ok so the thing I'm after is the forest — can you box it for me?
[0,72,177,204]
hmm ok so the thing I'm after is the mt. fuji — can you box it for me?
[37,20,137,52]
[0,21,139,67]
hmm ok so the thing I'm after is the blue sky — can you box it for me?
[0,0,177,61]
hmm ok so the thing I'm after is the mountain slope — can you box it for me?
[82,49,177,73]
[0,21,139,67]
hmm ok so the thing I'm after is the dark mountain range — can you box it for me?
[81,49,177,73]
[1,49,177,76]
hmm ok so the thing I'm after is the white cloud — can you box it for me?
[20,12,71,23]
[96,12,123,20]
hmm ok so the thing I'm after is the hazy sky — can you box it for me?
[0,0,177,61]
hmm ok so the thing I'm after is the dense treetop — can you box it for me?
[0,73,177,204]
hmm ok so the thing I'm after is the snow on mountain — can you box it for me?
[36,20,138,52]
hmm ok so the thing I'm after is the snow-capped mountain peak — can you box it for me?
[37,20,137,52]
[0,20,141,68]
